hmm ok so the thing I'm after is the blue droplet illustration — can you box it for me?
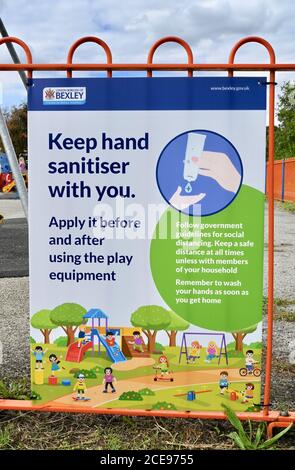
[185,182,192,193]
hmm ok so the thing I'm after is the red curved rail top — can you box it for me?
[66,36,113,78]
[228,36,276,77]
[147,36,193,77]
[0,36,33,78]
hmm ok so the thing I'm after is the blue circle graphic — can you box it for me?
[156,130,243,216]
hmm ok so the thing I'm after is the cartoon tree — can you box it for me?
[50,303,86,346]
[131,305,171,353]
[231,324,258,352]
[31,309,58,344]
[165,311,189,347]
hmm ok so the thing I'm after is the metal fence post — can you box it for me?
[0,17,28,89]
[0,19,28,219]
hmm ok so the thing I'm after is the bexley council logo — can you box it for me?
[43,87,86,105]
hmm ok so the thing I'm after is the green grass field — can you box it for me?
[99,382,261,412]
[31,343,262,406]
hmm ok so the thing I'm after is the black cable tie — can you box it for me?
[253,402,272,407]
[258,81,277,86]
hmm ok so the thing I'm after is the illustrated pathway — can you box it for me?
[44,368,259,410]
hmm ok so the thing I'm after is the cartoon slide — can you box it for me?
[91,330,127,363]
[65,341,93,362]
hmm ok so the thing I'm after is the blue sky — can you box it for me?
[0,0,294,108]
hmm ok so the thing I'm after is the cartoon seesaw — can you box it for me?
[174,390,212,401]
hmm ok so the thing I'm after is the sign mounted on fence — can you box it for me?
[28,77,266,412]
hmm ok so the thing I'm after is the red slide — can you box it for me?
[65,341,93,362]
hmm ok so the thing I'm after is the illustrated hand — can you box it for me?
[193,151,241,193]
[169,186,206,210]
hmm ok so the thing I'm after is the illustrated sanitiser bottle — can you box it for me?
[183,133,206,193]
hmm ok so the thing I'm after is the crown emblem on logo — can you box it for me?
[44,89,55,100]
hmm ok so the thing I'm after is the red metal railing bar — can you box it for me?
[66,36,113,78]
[0,34,293,422]
[266,67,276,418]
[0,399,286,420]
[267,421,293,439]
[0,36,32,78]
[147,36,193,77]
[0,63,295,72]
[228,36,276,69]
[228,37,276,417]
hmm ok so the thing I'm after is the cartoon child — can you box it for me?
[105,331,116,347]
[77,325,87,349]
[128,331,145,353]
[155,355,170,377]
[242,383,255,403]
[105,331,120,356]
[103,367,117,393]
[73,373,87,400]
[245,350,257,374]
[187,341,201,363]
[219,371,229,395]
[49,353,62,377]
[31,345,47,369]
[205,341,218,363]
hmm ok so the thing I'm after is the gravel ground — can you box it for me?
[0,197,25,219]
[0,200,294,410]
[262,320,295,409]
[0,218,28,277]
[264,202,295,299]
[0,277,30,378]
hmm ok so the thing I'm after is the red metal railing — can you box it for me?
[0,34,293,436]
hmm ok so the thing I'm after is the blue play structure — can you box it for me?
[83,308,126,363]
[91,329,126,363]
[0,153,11,173]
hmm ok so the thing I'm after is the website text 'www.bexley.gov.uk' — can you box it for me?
[210,85,250,92]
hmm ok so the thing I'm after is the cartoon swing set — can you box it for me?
[0,32,294,438]
[178,332,228,365]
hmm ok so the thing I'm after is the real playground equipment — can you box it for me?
[179,332,229,365]
[0,34,294,437]
[0,152,28,192]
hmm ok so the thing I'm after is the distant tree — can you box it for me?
[31,309,57,344]
[50,303,86,346]
[165,311,189,347]
[231,324,258,352]
[274,82,295,159]
[131,305,171,353]
[0,104,27,157]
